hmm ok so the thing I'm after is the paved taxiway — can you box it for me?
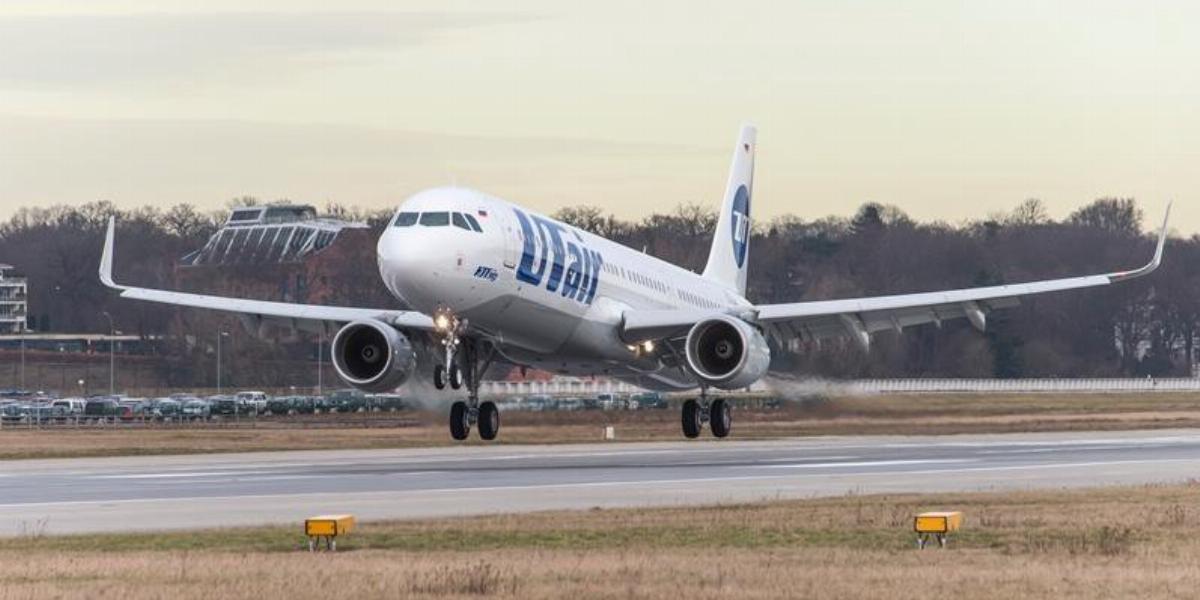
[3,428,1200,536]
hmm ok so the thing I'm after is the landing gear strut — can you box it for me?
[440,330,499,441]
[681,387,731,439]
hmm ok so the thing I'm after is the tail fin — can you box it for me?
[702,124,756,295]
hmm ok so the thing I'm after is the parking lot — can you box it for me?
[0,388,709,430]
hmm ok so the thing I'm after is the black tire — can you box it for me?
[681,399,701,439]
[449,363,463,390]
[478,401,500,441]
[433,364,447,390]
[710,398,731,438]
[449,401,470,440]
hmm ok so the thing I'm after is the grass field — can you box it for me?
[2,483,1200,598]
[4,392,1200,460]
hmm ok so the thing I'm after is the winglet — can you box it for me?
[99,216,123,290]
[1108,201,1171,283]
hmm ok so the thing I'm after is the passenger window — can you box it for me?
[452,212,472,231]
[393,212,419,227]
[463,213,484,232]
[419,212,450,227]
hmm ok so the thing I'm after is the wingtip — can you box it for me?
[1105,201,1171,283]
[1151,200,1171,269]
[99,216,119,289]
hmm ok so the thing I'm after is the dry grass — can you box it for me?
[4,484,1200,598]
[4,392,1200,460]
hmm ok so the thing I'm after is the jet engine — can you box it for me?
[684,315,770,390]
[330,320,417,393]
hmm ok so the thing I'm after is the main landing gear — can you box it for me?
[432,311,499,441]
[681,388,731,439]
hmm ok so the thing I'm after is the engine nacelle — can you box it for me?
[684,316,770,390]
[330,320,417,393]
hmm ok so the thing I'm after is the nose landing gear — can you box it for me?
[432,310,498,441]
[681,387,731,439]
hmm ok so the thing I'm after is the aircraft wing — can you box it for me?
[622,204,1170,346]
[99,217,435,334]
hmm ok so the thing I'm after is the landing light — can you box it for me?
[434,314,451,332]
[641,340,655,353]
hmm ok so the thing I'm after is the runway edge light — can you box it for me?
[914,511,962,549]
[305,514,356,552]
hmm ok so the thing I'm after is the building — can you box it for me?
[0,264,27,334]
[180,204,368,267]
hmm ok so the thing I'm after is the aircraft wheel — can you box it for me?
[433,364,447,390]
[681,399,702,439]
[710,398,731,438]
[478,401,500,441]
[449,401,470,440]
[449,363,464,390]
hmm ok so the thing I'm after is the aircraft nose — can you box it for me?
[379,226,436,273]
[377,227,438,304]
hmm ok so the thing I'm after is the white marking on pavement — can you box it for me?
[749,459,974,470]
[6,457,1198,510]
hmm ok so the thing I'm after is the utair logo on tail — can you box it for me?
[730,184,750,268]
[513,208,604,304]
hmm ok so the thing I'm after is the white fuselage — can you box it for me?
[376,187,751,390]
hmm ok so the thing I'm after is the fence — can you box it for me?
[481,377,648,397]
[842,378,1200,394]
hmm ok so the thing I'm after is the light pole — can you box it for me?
[19,335,25,391]
[102,311,115,396]
[317,330,323,395]
[216,330,229,395]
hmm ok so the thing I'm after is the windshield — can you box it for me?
[419,212,450,226]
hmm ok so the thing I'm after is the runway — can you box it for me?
[3,428,1200,536]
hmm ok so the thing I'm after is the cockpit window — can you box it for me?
[463,213,483,232]
[393,212,419,227]
[452,212,472,231]
[418,212,450,227]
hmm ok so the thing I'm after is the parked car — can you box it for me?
[209,396,237,417]
[525,395,553,412]
[597,393,626,411]
[266,396,293,415]
[290,396,316,415]
[52,398,87,415]
[1,403,29,422]
[181,399,211,420]
[328,389,367,413]
[235,391,269,415]
[366,394,404,412]
[557,397,584,411]
[152,398,182,419]
[630,392,668,410]
[117,400,150,420]
[495,397,523,412]
[84,399,120,420]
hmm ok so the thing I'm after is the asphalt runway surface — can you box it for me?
[4,428,1200,536]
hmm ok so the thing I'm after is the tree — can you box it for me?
[1068,198,1142,235]
[554,206,608,235]
[1006,198,1050,227]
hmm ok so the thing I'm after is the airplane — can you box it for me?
[99,125,1171,441]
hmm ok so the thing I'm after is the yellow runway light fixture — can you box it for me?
[914,511,962,549]
[305,514,356,552]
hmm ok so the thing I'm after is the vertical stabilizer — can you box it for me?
[702,124,756,295]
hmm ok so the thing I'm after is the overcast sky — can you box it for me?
[0,1,1195,230]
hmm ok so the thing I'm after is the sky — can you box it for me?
[0,1,1196,231]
